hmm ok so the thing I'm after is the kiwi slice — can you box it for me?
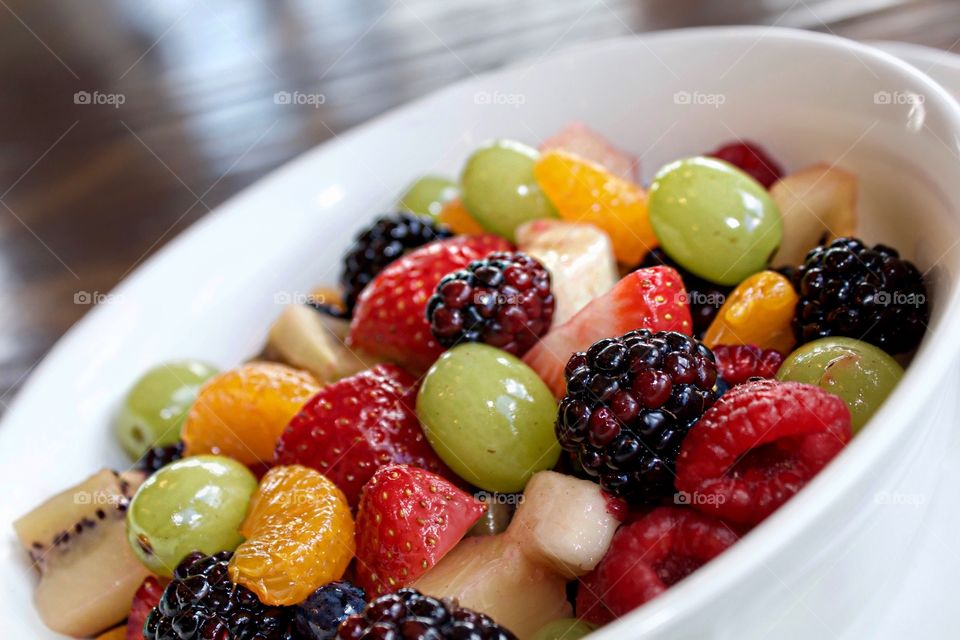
[14,469,152,637]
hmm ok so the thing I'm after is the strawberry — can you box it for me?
[354,464,485,597]
[540,121,640,182]
[524,266,693,397]
[125,576,166,640]
[274,364,451,506]
[348,234,512,374]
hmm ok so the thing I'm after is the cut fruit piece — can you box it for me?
[529,618,596,640]
[229,465,355,606]
[515,219,618,325]
[265,304,376,383]
[506,471,623,578]
[577,507,739,624]
[13,469,152,637]
[534,150,657,264]
[540,121,639,182]
[97,628,128,640]
[437,197,486,235]
[703,270,798,354]
[523,266,693,398]
[413,534,571,639]
[769,164,858,267]
[125,576,166,640]
[354,465,485,597]
[181,362,321,466]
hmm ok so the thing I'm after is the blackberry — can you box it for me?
[336,588,516,640]
[295,581,366,640]
[792,237,928,354]
[136,442,185,475]
[426,251,555,357]
[556,330,720,504]
[637,248,732,336]
[342,213,452,314]
[144,551,297,640]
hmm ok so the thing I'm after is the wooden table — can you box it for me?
[1,0,958,410]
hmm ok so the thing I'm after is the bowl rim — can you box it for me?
[5,24,960,637]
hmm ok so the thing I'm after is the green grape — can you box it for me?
[397,175,458,219]
[777,337,904,433]
[417,343,560,493]
[116,360,218,459]
[529,618,596,640]
[648,157,782,286]
[460,140,558,242]
[126,455,256,576]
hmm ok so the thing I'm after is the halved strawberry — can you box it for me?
[348,234,512,374]
[274,364,451,506]
[540,121,640,182]
[354,464,485,597]
[125,576,166,640]
[524,266,693,397]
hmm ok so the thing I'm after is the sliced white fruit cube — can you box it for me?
[516,220,618,326]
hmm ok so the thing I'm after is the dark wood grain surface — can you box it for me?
[1,0,958,410]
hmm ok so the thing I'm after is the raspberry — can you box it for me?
[294,581,366,640]
[636,248,732,336]
[336,588,516,640]
[576,507,739,624]
[427,251,555,357]
[792,237,928,354]
[136,442,184,475]
[711,344,784,386]
[556,330,720,504]
[144,551,297,640]
[676,379,852,525]
[708,141,783,189]
[341,213,452,314]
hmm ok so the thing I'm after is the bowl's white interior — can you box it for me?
[3,27,960,638]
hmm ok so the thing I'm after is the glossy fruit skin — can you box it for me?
[397,175,458,219]
[648,156,783,286]
[427,250,555,357]
[337,588,517,640]
[703,270,798,353]
[778,337,904,432]
[534,150,656,264]
[524,266,694,398]
[417,343,560,493]
[116,361,219,459]
[275,364,449,506]
[676,379,852,525]
[708,140,783,189]
[294,581,366,640]
[136,442,185,475]
[791,237,928,354]
[556,330,720,503]
[460,140,559,242]
[637,248,732,336]
[712,344,785,386]
[126,455,257,577]
[126,576,166,640]
[529,618,596,640]
[576,507,739,624]
[229,465,355,606]
[181,362,321,467]
[349,234,513,374]
[354,464,485,596]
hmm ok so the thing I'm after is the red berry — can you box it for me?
[676,380,852,525]
[126,576,167,640]
[524,266,694,398]
[275,364,451,506]
[354,465,486,597]
[712,344,785,386]
[349,234,512,374]
[709,141,783,189]
[576,507,738,624]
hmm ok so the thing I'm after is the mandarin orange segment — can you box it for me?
[228,465,355,605]
[181,362,320,466]
[437,197,486,235]
[533,150,657,264]
[703,270,799,353]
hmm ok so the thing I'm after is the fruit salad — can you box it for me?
[14,123,930,640]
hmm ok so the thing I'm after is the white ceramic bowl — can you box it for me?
[3,26,960,639]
